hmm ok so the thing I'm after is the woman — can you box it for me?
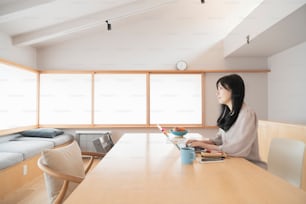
[186,74,266,169]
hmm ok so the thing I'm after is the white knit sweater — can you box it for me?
[212,103,267,169]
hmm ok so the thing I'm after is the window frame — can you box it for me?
[0,58,269,135]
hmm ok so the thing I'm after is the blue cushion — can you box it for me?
[21,128,64,138]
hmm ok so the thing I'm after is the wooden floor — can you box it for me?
[0,175,48,204]
[0,158,101,204]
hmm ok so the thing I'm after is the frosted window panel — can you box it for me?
[150,74,202,124]
[0,64,37,130]
[94,74,146,124]
[40,74,91,124]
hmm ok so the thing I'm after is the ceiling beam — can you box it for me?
[12,0,176,47]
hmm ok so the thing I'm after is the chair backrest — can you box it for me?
[38,141,85,204]
[93,133,114,153]
[267,137,305,188]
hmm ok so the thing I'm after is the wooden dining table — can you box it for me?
[65,133,306,204]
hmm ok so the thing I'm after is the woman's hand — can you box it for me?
[187,141,206,149]
[186,139,198,146]
[186,139,220,152]
[186,140,207,149]
[186,139,214,146]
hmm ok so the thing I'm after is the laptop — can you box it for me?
[157,124,205,152]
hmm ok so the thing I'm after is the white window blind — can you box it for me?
[94,74,146,124]
[150,74,202,124]
[0,64,37,130]
[39,74,92,124]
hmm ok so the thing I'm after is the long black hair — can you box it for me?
[216,74,245,131]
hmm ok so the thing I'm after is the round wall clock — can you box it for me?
[176,60,188,71]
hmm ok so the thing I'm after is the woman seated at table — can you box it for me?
[186,74,266,169]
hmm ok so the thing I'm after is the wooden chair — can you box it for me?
[268,137,305,188]
[37,140,105,204]
[92,132,114,153]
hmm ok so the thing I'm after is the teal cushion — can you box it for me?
[21,128,64,138]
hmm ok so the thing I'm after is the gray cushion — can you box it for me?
[0,134,21,143]
[0,141,54,160]
[21,128,64,138]
[0,152,23,170]
[13,134,74,147]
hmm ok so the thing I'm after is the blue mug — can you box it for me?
[180,147,195,164]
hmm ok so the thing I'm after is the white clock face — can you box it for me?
[176,61,187,70]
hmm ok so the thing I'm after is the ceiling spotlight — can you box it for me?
[246,35,250,44]
[201,0,205,3]
[106,20,111,31]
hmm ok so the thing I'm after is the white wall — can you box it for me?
[37,36,267,71]
[0,32,37,68]
[268,41,306,124]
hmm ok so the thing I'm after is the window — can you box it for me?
[94,74,147,124]
[39,74,92,124]
[150,74,202,124]
[40,73,202,126]
[1,62,267,130]
[0,63,37,130]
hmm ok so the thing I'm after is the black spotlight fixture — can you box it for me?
[201,0,205,3]
[106,20,111,31]
[246,35,250,44]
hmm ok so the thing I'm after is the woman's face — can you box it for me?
[216,83,232,107]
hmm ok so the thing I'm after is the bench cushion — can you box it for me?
[0,141,54,160]
[0,152,24,170]
[12,134,74,147]
[0,134,21,143]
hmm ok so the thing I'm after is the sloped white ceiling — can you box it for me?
[0,0,264,48]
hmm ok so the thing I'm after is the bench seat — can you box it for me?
[0,152,23,170]
[0,133,74,170]
[12,134,74,147]
[0,141,54,160]
[0,130,75,198]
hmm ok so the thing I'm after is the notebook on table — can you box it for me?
[199,151,227,163]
